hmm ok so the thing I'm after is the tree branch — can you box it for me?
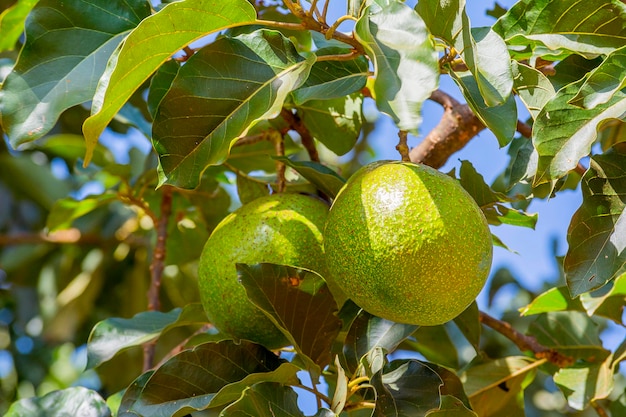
[281,108,320,162]
[479,311,574,367]
[396,130,410,162]
[409,90,485,168]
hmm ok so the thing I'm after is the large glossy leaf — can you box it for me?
[461,357,541,417]
[449,70,517,146]
[0,0,38,52]
[355,2,438,133]
[152,29,314,189]
[416,1,512,107]
[553,355,614,410]
[82,0,257,164]
[87,304,208,368]
[527,311,610,362]
[371,359,442,417]
[533,79,626,186]
[147,60,180,120]
[511,61,556,119]
[570,45,626,109]
[122,341,292,417]
[0,0,150,147]
[237,263,341,371]
[274,156,346,198]
[343,310,418,374]
[296,93,363,156]
[563,146,626,296]
[221,382,304,417]
[291,47,368,105]
[6,387,110,417]
[493,0,626,60]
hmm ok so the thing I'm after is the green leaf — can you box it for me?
[0,0,38,52]
[124,341,291,417]
[6,387,110,417]
[579,273,626,323]
[493,0,626,60]
[410,325,458,369]
[511,61,556,119]
[569,45,626,109]
[236,174,270,205]
[343,310,418,375]
[46,193,119,232]
[449,70,517,146]
[119,371,154,417]
[462,357,541,417]
[147,60,180,120]
[453,302,481,353]
[425,395,478,416]
[87,304,208,368]
[274,156,346,198]
[237,263,341,371]
[0,0,150,147]
[553,356,614,410]
[292,47,368,105]
[563,146,626,296]
[296,93,363,156]
[520,286,585,316]
[39,134,115,167]
[355,2,438,133]
[533,79,626,187]
[527,311,610,362]
[371,359,442,417]
[82,0,257,164]
[221,382,304,417]
[152,29,314,189]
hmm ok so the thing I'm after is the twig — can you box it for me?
[280,108,320,162]
[143,186,174,371]
[479,311,574,367]
[516,120,532,138]
[590,399,610,417]
[272,131,287,193]
[409,90,485,168]
[295,382,332,407]
[396,130,410,162]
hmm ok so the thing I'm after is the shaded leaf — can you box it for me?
[511,61,556,119]
[533,79,626,187]
[520,287,585,316]
[274,156,346,198]
[462,357,541,417]
[236,174,271,204]
[39,133,115,167]
[355,2,438,133]
[82,0,257,164]
[87,304,208,368]
[0,0,150,147]
[527,311,610,362]
[343,310,418,375]
[237,263,341,371]
[297,93,363,156]
[493,0,626,60]
[410,325,458,369]
[579,273,626,323]
[46,193,119,232]
[449,70,517,146]
[292,47,368,105]
[372,359,442,417]
[554,356,614,410]
[147,60,180,120]
[6,387,110,417]
[152,29,314,189]
[453,302,481,353]
[0,0,38,52]
[425,395,478,416]
[563,146,626,296]
[119,371,154,417]
[124,341,290,417]
[221,382,304,417]
[570,45,626,109]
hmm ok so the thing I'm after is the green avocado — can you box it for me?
[324,161,492,326]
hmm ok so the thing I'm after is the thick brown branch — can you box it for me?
[409,90,485,168]
[479,311,574,367]
[143,185,174,371]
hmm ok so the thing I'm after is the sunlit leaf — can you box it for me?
[355,2,438,133]
[221,382,304,417]
[520,287,585,316]
[494,0,626,60]
[296,93,363,156]
[554,356,614,410]
[0,0,150,147]
[237,263,341,372]
[579,273,626,323]
[87,304,208,368]
[511,61,556,119]
[124,341,292,417]
[6,387,110,417]
[462,357,541,417]
[449,70,517,146]
[564,146,626,296]
[46,193,118,232]
[533,78,626,187]
[0,0,38,52]
[82,0,257,164]
[274,156,346,198]
[152,29,314,189]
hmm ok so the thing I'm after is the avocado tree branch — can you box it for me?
[281,108,320,162]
